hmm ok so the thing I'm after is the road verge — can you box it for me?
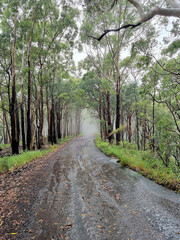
[95,137,180,192]
[0,137,72,174]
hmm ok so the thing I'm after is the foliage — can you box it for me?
[0,137,72,174]
[95,137,180,192]
[0,143,11,150]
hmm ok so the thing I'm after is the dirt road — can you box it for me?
[1,137,180,240]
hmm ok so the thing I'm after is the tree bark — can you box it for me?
[46,84,51,142]
[107,91,113,143]
[10,14,19,155]
[20,38,26,150]
[56,100,61,139]
[152,96,155,152]
[128,109,132,142]
[37,82,44,149]
[50,84,57,145]
[102,105,107,141]
[143,108,147,151]
[136,109,140,150]
[37,59,44,149]
[99,95,103,139]
[116,74,120,145]
[27,7,36,150]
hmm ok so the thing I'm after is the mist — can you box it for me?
[80,110,99,137]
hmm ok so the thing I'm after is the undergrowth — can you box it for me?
[0,143,11,150]
[0,137,72,174]
[95,137,180,192]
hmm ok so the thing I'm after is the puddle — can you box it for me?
[109,158,119,164]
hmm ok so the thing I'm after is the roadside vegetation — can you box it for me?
[0,0,179,188]
[0,144,11,150]
[0,137,72,174]
[95,137,180,192]
[80,1,180,192]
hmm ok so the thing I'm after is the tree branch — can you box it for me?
[88,22,142,41]
[128,0,144,17]
[90,0,180,41]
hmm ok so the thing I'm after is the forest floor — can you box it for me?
[0,136,180,240]
[0,144,50,158]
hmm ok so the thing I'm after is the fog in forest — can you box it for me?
[80,110,99,137]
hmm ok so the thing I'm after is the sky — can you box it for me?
[72,16,177,69]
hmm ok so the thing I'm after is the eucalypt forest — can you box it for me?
[0,1,180,240]
[0,1,179,184]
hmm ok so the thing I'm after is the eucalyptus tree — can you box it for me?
[0,0,24,154]
[82,0,154,144]
[84,0,180,41]
[130,38,180,164]
[0,0,79,154]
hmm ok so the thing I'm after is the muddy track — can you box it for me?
[1,137,180,240]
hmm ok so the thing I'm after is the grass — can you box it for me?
[0,143,11,150]
[0,137,72,174]
[95,137,180,192]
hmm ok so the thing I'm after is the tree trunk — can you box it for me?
[106,92,113,143]
[102,105,107,141]
[56,100,61,139]
[128,109,132,143]
[46,84,51,142]
[152,96,155,152]
[120,106,124,142]
[27,51,32,150]
[50,86,57,145]
[116,74,120,145]
[99,95,103,139]
[30,90,39,150]
[21,101,26,150]
[37,83,44,149]
[143,108,147,151]
[27,8,36,150]
[10,14,19,155]
[37,59,44,149]
[0,89,11,144]
[20,38,26,150]
[136,109,140,150]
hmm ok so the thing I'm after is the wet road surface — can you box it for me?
[23,137,180,240]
